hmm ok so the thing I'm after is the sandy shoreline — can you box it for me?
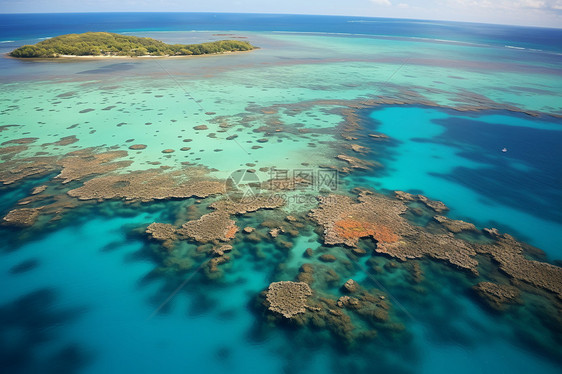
[3,49,256,61]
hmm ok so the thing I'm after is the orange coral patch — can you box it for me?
[224,224,239,240]
[333,219,399,243]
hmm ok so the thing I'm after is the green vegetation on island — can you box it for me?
[10,32,256,58]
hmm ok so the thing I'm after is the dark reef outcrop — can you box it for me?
[472,282,521,311]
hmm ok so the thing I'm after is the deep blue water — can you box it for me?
[352,106,562,257]
[1,12,562,53]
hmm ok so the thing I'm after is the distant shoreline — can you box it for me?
[8,32,257,59]
[4,49,255,61]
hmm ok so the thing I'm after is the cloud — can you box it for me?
[370,0,392,6]
[518,0,546,8]
[450,0,559,10]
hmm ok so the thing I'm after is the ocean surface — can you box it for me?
[1,13,561,374]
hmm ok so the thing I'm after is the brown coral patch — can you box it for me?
[368,133,389,140]
[310,192,479,274]
[207,255,230,273]
[1,137,38,145]
[433,215,477,233]
[350,144,368,154]
[42,135,79,147]
[417,195,448,213]
[146,223,178,250]
[336,154,377,171]
[0,158,57,185]
[177,212,238,243]
[209,195,285,215]
[375,231,479,274]
[31,185,47,195]
[394,191,449,213]
[476,233,562,299]
[342,279,359,293]
[56,150,132,184]
[0,145,28,157]
[265,281,313,319]
[55,136,79,146]
[2,208,40,227]
[212,244,233,257]
[67,170,224,202]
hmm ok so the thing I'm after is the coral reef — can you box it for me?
[67,171,224,202]
[144,195,285,253]
[350,144,369,154]
[309,192,411,247]
[146,223,178,250]
[0,145,28,158]
[209,195,285,215]
[310,191,479,274]
[260,277,398,346]
[56,150,132,184]
[475,232,562,299]
[2,208,40,227]
[319,254,337,263]
[265,281,313,318]
[0,158,57,185]
[472,282,521,311]
[336,154,376,172]
[394,191,448,213]
[375,231,479,274]
[297,264,315,284]
[3,191,81,228]
[206,255,230,276]
[31,185,47,195]
[417,195,449,213]
[342,279,359,293]
[368,133,389,140]
[211,244,233,256]
[1,137,38,145]
[177,212,238,243]
[333,219,400,247]
[43,135,79,146]
[269,228,280,238]
[433,215,477,233]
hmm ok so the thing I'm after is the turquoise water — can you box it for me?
[5,214,560,373]
[1,13,562,374]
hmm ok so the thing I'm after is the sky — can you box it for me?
[1,0,562,28]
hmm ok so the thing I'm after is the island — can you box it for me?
[9,32,256,58]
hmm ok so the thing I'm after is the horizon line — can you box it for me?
[0,11,561,30]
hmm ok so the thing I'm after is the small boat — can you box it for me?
[502,147,508,153]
